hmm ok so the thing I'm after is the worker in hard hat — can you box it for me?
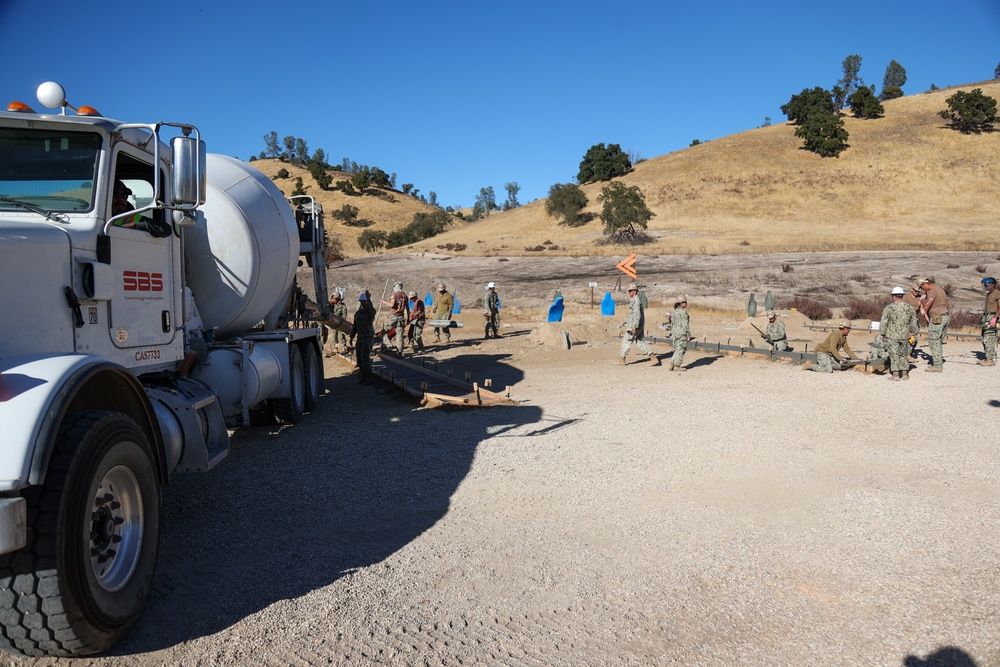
[669,295,691,371]
[618,283,660,366]
[764,310,788,352]
[325,291,348,357]
[432,282,455,343]
[979,277,1000,366]
[380,281,409,356]
[407,290,426,353]
[350,291,376,383]
[879,286,918,381]
[811,319,859,372]
[483,282,501,339]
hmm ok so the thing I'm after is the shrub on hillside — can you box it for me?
[848,86,884,119]
[358,229,388,253]
[577,143,631,184]
[779,296,833,321]
[843,296,888,322]
[795,111,849,157]
[275,168,289,179]
[546,183,589,226]
[939,88,997,133]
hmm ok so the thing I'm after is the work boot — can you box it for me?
[674,365,687,372]
[802,361,813,371]
[616,357,627,366]
[978,359,995,366]
[888,372,900,381]
[648,355,661,366]
[667,363,674,371]
[901,371,910,380]
[925,366,942,373]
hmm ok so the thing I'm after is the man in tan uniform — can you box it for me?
[918,277,949,372]
[979,277,1000,366]
[812,319,859,373]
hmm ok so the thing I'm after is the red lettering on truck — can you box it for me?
[123,271,163,292]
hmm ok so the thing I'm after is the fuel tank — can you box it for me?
[184,155,298,339]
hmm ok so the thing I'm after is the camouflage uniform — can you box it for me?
[919,281,949,370]
[433,289,455,342]
[329,297,348,352]
[484,288,501,339]
[765,319,787,351]
[879,299,918,373]
[620,293,655,361]
[813,329,856,373]
[408,295,426,352]
[670,306,691,368]
[980,285,1000,363]
[385,287,409,355]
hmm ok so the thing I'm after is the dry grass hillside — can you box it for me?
[256,81,1000,259]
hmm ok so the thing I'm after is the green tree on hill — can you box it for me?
[598,182,653,241]
[358,229,388,253]
[938,88,997,133]
[795,112,849,157]
[503,182,520,210]
[545,183,588,226]
[577,143,631,184]
[470,186,497,220]
[833,54,864,111]
[848,86,884,119]
[880,60,907,100]
[291,177,306,196]
[263,131,279,158]
[781,87,836,124]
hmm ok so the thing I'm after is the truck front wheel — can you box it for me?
[272,344,305,424]
[301,342,323,412]
[0,411,160,657]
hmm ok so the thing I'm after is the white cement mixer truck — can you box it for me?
[0,83,330,656]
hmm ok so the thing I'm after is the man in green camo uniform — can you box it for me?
[979,277,1000,367]
[618,283,660,365]
[764,310,788,351]
[879,286,918,381]
[326,292,349,355]
[917,277,949,372]
[350,292,376,383]
[669,295,691,371]
[483,282,501,339]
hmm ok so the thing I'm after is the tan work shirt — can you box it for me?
[815,329,857,361]
[923,284,949,316]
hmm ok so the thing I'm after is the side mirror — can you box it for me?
[170,135,206,206]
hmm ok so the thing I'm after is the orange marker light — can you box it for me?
[7,100,35,113]
[77,105,101,117]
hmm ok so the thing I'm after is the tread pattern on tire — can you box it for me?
[0,411,154,658]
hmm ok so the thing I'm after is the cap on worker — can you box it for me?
[486,281,496,289]
[766,310,776,318]
[437,282,446,291]
[983,277,997,285]
[891,286,905,296]
[918,277,931,285]
[676,294,688,304]
[627,283,638,292]
[838,319,852,328]
[113,179,132,196]
[359,292,368,301]
[408,290,417,298]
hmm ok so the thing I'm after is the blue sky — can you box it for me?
[2,1,998,209]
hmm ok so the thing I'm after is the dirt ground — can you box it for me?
[13,252,1000,667]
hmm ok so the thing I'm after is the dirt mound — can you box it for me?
[733,309,820,346]
[529,319,618,349]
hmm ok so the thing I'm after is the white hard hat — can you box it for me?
[891,286,905,295]
[486,281,496,289]
[393,282,403,291]
[838,319,852,328]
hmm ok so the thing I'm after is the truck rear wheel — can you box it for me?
[301,342,323,413]
[272,344,305,424]
[0,411,160,657]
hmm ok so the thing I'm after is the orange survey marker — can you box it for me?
[616,253,637,279]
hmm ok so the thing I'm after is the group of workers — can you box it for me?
[323,280,500,383]
[619,275,998,378]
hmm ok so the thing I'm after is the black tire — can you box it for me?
[272,344,305,424]
[301,342,323,413]
[0,411,160,657]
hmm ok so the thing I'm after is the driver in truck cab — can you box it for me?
[111,179,172,237]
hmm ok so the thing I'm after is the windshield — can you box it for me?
[0,127,102,212]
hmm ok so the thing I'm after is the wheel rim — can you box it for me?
[90,464,144,592]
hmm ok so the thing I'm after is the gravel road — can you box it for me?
[7,253,1000,667]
